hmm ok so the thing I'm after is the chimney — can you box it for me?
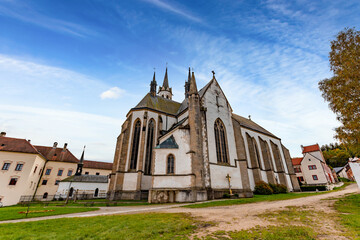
[63,143,68,151]
[0,132,6,137]
[53,142,58,148]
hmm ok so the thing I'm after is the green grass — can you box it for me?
[185,183,351,208]
[0,213,198,240]
[204,225,316,240]
[334,194,360,239]
[0,206,98,221]
[184,192,322,208]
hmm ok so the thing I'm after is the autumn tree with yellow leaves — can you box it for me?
[319,28,360,145]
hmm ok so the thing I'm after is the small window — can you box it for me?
[312,175,318,180]
[96,172,100,175]
[9,178,18,185]
[15,164,23,171]
[294,167,302,173]
[33,166,37,173]
[85,172,89,175]
[308,165,317,170]
[43,192,48,199]
[45,169,51,175]
[298,176,304,181]
[39,168,42,175]
[42,180,48,185]
[167,154,175,174]
[67,170,73,176]
[2,163,10,170]
[57,169,63,176]
[55,180,60,185]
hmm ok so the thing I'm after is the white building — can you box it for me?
[108,68,300,203]
[292,144,337,185]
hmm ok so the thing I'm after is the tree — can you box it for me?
[319,28,360,145]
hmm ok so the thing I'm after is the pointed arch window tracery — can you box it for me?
[144,119,155,175]
[214,118,229,163]
[130,119,141,170]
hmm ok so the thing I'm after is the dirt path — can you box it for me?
[1,183,358,228]
[161,183,360,235]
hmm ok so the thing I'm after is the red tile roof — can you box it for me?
[302,144,320,154]
[292,157,303,165]
[34,146,79,163]
[83,160,113,170]
[0,137,39,154]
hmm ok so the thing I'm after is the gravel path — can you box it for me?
[1,183,358,226]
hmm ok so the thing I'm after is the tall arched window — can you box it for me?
[253,138,263,170]
[94,188,99,197]
[43,192,48,199]
[214,119,229,163]
[130,120,141,170]
[144,119,155,175]
[167,154,175,174]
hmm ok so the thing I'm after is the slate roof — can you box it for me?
[35,146,79,163]
[291,157,303,165]
[302,144,320,154]
[0,137,39,154]
[333,167,344,174]
[61,174,108,183]
[83,160,113,170]
[155,135,179,149]
[132,93,181,116]
[232,114,279,139]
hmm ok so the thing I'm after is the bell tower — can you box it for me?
[158,67,172,100]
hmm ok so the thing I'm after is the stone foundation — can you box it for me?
[108,190,148,201]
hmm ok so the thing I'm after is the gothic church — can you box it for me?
[108,68,300,203]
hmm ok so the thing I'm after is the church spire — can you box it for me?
[150,71,157,97]
[75,146,85,176]
[158,66,172,99]
[162,67,169,89]
[188,71,198,95]
[184,67,191,98]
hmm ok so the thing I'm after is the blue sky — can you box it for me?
[0,0,359,162]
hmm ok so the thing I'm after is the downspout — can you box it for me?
[32,159,48,201]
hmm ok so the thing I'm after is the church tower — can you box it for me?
[158,67,172,100]
[188,70,206,200]
[184,67,191,98]
[150,72,157,97]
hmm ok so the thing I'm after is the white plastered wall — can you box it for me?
[202,81,243,190]
[0,152,45,206]
[301,153,328,185]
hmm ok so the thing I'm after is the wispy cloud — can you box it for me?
[0,3,93,37]
[142,0,202,22]
[100,87,126,99]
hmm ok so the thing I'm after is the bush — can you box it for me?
[254,181,273,195]
[223,193,231,198]
[300,185,327,192]
[338,177,350,182]
[269,183,288,194]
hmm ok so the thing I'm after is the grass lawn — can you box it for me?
[334,194,360,239]
[185,182,350,208]
[0,213,198,240]
[0,206,98,221]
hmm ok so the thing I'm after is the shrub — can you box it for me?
[223,193,231,198]
[338,177,350,182]
[300,185,327,192]
[254,181,273,195]
[269,183,288,194]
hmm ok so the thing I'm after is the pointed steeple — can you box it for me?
[75,145,85,176]
[162,67,169,89]
[158,66,172,99]
[150,71,157,97]
[184,67,191,98]
[188,71,198,95]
